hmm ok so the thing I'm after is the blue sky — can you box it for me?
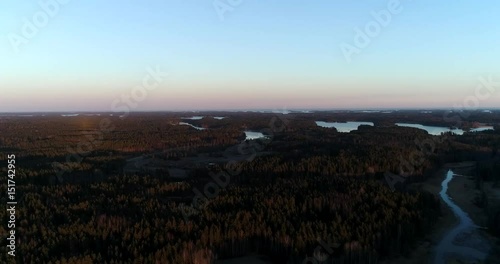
[1,0,499,111]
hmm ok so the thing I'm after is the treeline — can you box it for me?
[0,112,499,263]
[0,171,440,263]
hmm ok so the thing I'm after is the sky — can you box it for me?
[1,0,499,112]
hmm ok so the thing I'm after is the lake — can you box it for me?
[181,116,204,120]
[177,125,269,138]
[395,123,494,135]
[315,121,374,132]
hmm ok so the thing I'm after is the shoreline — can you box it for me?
[384,167,456,264]
[386,162,500,263]
[217,163,498,264]
[444,163,500,263]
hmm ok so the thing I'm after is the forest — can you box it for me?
[0,110,499,263]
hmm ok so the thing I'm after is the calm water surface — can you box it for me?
[434,169,489,263]
[396,123,494,135]
[315,121,374,132]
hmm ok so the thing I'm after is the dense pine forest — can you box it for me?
[0,110,499,263]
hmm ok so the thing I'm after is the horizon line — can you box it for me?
[1,107,500,114]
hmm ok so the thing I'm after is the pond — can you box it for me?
[244,131,268,140]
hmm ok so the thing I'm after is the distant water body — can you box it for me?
[396,123,494,135]
[181,116,204,120]
[244,131,268,140]
[315,121,374,132]
[178,122,205,130]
